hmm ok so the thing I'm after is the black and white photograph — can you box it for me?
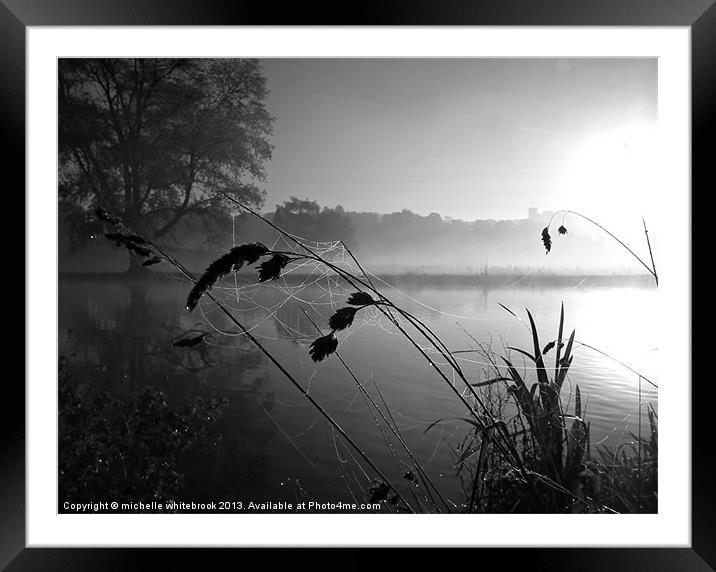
[1,3,705,563]
[57,56,662,516]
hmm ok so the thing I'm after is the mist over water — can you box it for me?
[55,56,661,514]
[60,206,654,276]
[59,276,657,505]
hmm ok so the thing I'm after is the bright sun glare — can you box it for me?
[557,123,659,237]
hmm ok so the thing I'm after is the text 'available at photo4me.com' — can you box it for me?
[61,500,384,513]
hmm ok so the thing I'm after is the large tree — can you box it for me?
[59,58,274,266]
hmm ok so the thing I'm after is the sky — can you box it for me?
[259,58,657,232]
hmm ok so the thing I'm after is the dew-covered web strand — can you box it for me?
[194,233,654,404]
[178,219,655,506]
[176,234,452,500]
[162,213,649,383]
[189,236,354,342]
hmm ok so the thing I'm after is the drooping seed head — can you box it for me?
[347,291,375,306]
[309,333,339,362]
[186,242,269,311]
[258,253,291,282]
[329,307,358,331]
[541,227,552,254]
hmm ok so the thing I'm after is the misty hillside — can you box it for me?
[59,201,651,276]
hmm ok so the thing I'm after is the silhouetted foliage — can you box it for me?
[273,197,356,248]
[308,333,338,362]
[186,242,269,310]
[59,58,274,259]
[328,307,359,331]
[142,256,163,266]
[367,481,391,503]
[541,341,564,355]
[347,292,375,306]
[172,333,212,347]
[59,358,228,506]
[307,291,379,362]
[541,227,552,253]
[257,253,291,282]
[105,232,153,258]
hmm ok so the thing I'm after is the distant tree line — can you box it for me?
[229,199,637,274]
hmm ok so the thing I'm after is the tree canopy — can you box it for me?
[272,197,355,247]
[59,58,274,252]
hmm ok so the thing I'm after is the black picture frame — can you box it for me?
[5,1,711,569]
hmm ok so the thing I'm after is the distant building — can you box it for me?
[528,208,555,221]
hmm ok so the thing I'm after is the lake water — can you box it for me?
[58,275,658,509]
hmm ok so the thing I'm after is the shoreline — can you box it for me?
[58,271,655,289]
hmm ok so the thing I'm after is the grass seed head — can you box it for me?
[541,227,552,254]
[329,307,358,331]
[309,333,339,362]
[186,242,269,311]
[258,253,291,282]
[347,292,375,306]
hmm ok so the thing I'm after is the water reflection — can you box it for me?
[59,278,279,508]
[59,276,658,510]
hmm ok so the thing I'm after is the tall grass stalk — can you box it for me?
[300,307,451,512]
[98,215,416,513]
[545,209,658,286]
[98,197,656,513]
[221,193,547,508]
[456,324,656,513]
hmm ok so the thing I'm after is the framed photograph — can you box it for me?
[6,0,711,568]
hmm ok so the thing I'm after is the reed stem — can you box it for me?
[547,210,658,285]
[108,218,415,513]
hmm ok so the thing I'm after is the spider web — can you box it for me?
[149,215,657,509]
[157,218,657,388]
[155,213,656,433]
[156,220,397,353]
